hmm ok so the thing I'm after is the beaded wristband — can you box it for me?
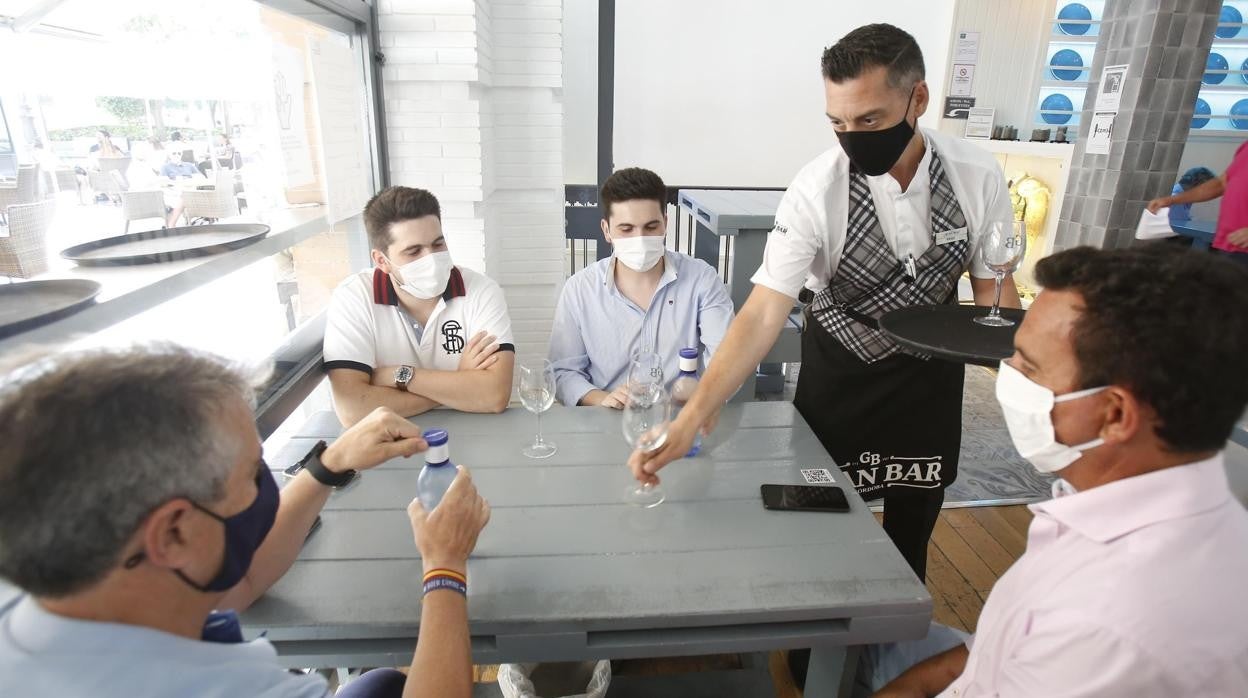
[422,574,468,597]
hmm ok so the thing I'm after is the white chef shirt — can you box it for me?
[752,128,1009,299]
[940,455,1248,697]
[324,265,514,375]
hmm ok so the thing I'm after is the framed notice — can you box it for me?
[1085,112,1115,155]
[949,64,975,97]
[1095,64,1129,112]
[954,31,981,64]
[964,107,995,139]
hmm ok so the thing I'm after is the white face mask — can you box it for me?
[612,235,666,272]
[995,361,1108,474]
[388,251,452,300]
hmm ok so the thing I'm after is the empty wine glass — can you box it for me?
[628,349,664,394]
[974,220,1027,327]
[622,382,670,508]
[519,360,557,459]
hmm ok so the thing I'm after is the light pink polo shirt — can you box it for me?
[1214,141,1248,254]
[941,455,1248,697]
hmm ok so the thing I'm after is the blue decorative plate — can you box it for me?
[1241,57,1248,85]
[1057,3,1093,36]
[1205,52,1229,85]
[1231,99,1248,129]
[1040,93,1075,125]
[1217,4,1242,39]
[1050,49,1084,81]
[1193,98,1212,129]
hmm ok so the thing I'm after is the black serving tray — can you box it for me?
[60,223,269,266]
[0,279,102,339]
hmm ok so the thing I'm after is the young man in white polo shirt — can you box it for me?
[548,167,733,408]
[324,187,514,426]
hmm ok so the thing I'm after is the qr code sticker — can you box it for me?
[801,468,836,484]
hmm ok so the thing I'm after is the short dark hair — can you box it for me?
[1034,245,1248,453]
[821,23,925,89]
[601,167,666,220]
[1178,166,1216,191]
[363,186,442,252]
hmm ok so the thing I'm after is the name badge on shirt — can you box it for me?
[935,227,969,246]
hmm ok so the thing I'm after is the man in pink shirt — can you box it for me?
[1148,141,1248,264]
[867,245,1248,697]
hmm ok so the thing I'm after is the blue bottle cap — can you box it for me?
[679,347,699,359]
[423,429,449,447]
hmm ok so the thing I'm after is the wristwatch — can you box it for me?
[394,364,415,391]
[299,440,357,488]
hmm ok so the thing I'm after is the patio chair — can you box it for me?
[120,186,167,233]
[87,170,124,204]
[0,164,40,224]
[181,173,239,224]
[52,168,80,201]
[97,156,131,185]
[0,199,55,278]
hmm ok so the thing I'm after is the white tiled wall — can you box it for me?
[379,0,563,369]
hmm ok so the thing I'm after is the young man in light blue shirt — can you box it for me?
[550,167,734,408]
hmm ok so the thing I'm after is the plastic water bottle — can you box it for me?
[417,429,457,511]
[670,347,702,457]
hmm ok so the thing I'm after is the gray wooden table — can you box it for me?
[677,189,798,396]
[249,402,930,696]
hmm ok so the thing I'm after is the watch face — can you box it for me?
[395,365,413,383]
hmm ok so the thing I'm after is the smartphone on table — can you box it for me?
[760,484,851,513]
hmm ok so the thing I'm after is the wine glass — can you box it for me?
[628,349,664,394]
[519,360,557,459]
[622,383,670,508]
[974,220,1027,327]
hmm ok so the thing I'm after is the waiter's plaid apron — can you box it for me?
[795,149,971,502]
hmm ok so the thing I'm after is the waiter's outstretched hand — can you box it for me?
[628,407,720,484]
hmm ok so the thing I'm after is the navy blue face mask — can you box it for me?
[180,465,279,593]
[127,464,280,594]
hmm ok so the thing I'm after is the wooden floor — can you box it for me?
[471,504,1035,696]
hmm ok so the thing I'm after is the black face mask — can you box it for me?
[835,86,917,177]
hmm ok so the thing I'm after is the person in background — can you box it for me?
[1135,167,1216,246]
[324,186,515,426]
[0,344,491,698]
[88,129,125,160]
[1167,166,1217,226]
[1148,143,1248,264]
[198,132,236,176]
[548,167,734,408]
[168,130,196,163]
[155,139,199,180]
[866,246,1248,697]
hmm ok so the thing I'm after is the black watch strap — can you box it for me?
[300,440,356,488]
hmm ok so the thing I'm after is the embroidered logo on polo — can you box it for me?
[842,451,944,496]
[441,320,465,354]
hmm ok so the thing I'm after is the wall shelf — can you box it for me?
[963,139,1076,160]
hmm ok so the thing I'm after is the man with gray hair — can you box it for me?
[0,344,490,698]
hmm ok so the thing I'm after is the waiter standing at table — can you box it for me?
[631,24,1020,581]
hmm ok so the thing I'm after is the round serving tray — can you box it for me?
[61,223,269,267]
